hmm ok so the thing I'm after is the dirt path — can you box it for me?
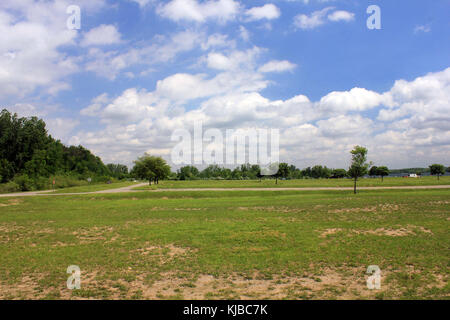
[0,183,149,198]
[0,183,449,197]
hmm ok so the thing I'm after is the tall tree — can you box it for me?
[377,166,390,181]
[369,166,378,177]
[429,164,445,180]
[132,154,171,185]
[348,146,371,194]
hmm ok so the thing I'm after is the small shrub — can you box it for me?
[13,174,35,191]
[0,181,21,193]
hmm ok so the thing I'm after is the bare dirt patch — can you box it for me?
[354,228,414,237]
[237,206,305,213]
[71,226,115,243]
[320,228,344,238]
[2,266,447,300]
[134,243,194,263]
[0,199,23,207]
[328,203,400,214]
[320,225,433,238]
[428,200,450,205]
[91,268,390,300]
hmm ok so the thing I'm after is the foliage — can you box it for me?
[0,109,112,191]
[429,164,445,180]
[377,166,390,181]
[331,169,347,179]
[369,165,390,181]
[348,145,371,194]
[131,154,171,184]
[106,163,129,179]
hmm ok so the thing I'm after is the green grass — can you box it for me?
[134,176,450,190]
[0,188,448,299]
[45,181,138,194]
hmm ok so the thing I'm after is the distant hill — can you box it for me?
[389,168,430,174]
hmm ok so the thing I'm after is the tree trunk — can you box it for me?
[381,175,384,182]
[276,177,278,184]
[354,178,357,194]
[438,174,440,181]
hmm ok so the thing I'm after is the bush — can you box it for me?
[13,174,35,191]
[51,175,87,189]
[0,181,21,193]
[34,177,51,190]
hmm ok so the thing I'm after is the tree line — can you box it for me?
[174,164,350,181]
[108,149,449,188]
[0,109,129,191]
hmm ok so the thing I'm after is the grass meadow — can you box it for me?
[0,185,448,300]
[135,176,450,190]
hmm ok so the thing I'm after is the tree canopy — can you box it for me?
[0,109,111,187]
[132,154,171,184]
[348,145,371,194]
[429,164,445,180]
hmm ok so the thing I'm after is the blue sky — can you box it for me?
[1,0,449,169]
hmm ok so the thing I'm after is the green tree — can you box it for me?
[231,167,242,180]
[429,164,445,181]
[177,166,199,180]
[132,154,171,185]
[106,164,129,179]
[301,167,312,178]
[311,165,331,179]
[0,159,15,183]
[369,166,378,177]
[348,146,371,194]
[331,168,347,179]
[377,166,390,181]
[275,163,289,184]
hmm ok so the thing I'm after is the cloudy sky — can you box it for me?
[1,0,449,169]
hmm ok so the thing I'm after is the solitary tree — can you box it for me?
[429,164,445,181]
[377,166,390,181]
[348,146,371,194]
[132,154,171,185]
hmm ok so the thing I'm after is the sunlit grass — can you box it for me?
[0,187,448,299]
[134,176,450,189]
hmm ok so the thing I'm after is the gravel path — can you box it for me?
[0,183,449,197]
[0,183,148,198]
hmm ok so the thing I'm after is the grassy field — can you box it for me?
[134,176,450,190]
[0,187,448,300]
